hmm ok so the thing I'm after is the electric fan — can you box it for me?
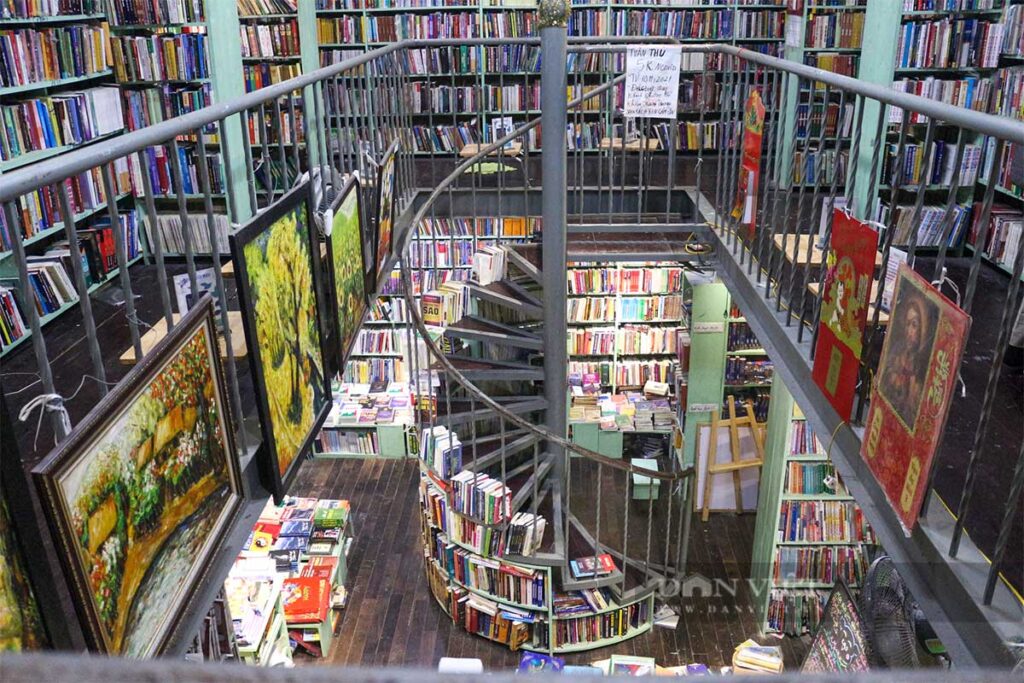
[859,555,921,668]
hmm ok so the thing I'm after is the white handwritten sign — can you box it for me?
[623,46,682,119]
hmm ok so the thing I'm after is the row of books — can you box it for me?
[608,9,783,39]
[351,328,403,356]
[238,0,297,16]
[566,359,677,388]
[806,51,858,77]
[142,212,230,256]
[405,82,540,115]
[620,295,686,322]
[784,461,847,496]
[316,428,379,454]
[122,82,212,132]
[894,18,1004,71]
[551,601,648,647]
[727,389,769,423]
[650,120,741,152]
[792,147,847,186]
[773,545,869,587]
[1,1,103,20]
[777,500,876,544]
[407,239,473,269]
[0,284,27,347]
[0,24,110,89]
[968,202,1022,269]
[416,216,537,238]
[420,280,469,326]
[616,325,680,356]
[130,143,224,198]
[568,392,676,432]
[244,61,300,92]
[1004,4,1024,58]
[342,356,407,383]
[568,328,615,356]
[890,76,993,123]
[567,267,685,296]
[900,0,998,9]
[795,100,854,140]
[805,9,864,49]
[452,588,533,650]
[368,297,408,323]
[431,499,547,558]
[0,85,122,160]
[449,469,512,524]
[789,419,822,456]
[876,202,971,248]
[448,546,547,607]
[400,44,540,76]
[107,0,204,25]
[240,19,301,58]
[111,31,209,83]
[420,425,463,479]
[552,588,615,617]
[567,296,616,323]
[766,589,826,635]
[980,135,1022,198]
[724,357,773,385]
[881,140,982,188]
[0,158,132,252]
[727,322,762,352]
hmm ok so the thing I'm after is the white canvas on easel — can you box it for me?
[695,421,760,513]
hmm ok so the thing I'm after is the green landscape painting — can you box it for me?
[0,496,48,651]
[242,199,327,480]
[41,314,240,656]
[331,181,367,361]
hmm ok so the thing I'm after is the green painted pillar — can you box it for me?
[851,0,901,221]
[298,0,322,171]
[777,7,806,187]
[206,0,251,222]
[681,278,729,469]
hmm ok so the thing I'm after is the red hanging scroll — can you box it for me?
[731,89,765,240]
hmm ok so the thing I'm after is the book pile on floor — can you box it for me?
[227,497,354,664]
[732,639,784,675]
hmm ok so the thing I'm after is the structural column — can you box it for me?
[540,0,570,477]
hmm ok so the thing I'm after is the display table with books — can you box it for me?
[226,497,355,663]
[568,389,679,460]
[315,381,415,458]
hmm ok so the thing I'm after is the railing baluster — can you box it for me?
[931,127,969,283]
[984,440,1024,604]
[761,71,790,295]
[904,116,938,266]
[241,109,259,216]
[100,162,142,361]
[135,150,174,329]
[168,138,199,298]
[962,139,1004,314]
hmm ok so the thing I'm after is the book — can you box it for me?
[732,639,784,674]
[569,553,616,579]
[282,576,330,624]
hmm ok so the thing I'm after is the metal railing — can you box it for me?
[0,29,1021,668]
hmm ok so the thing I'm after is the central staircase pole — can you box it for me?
[540,1,570,497]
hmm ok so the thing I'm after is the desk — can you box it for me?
[807,281,890,327]
[773,234,883,267]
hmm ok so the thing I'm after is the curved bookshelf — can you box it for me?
[418,425,656,654]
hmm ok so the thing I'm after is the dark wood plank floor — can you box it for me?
[291,457,808,672]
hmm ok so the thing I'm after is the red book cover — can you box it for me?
[861,265,970,533]
[282,577,330,624]
[731,89,765,239]
[812,209,878,420]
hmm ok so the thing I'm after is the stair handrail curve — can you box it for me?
[396,66,695,484]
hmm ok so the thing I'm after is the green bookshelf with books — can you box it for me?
[751,378,879,636]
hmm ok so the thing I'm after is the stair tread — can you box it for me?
[446,316,540,340]
[469,280,542,307]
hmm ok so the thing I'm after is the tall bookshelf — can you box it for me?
[0,6,141,356]
[752,378,878,636]
[566,261,688,394]
[419,426,655,654]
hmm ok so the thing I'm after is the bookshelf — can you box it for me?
[566,261,688,394]
[752,378,878,636]
[314,377,415,458]
[419,425,655,654]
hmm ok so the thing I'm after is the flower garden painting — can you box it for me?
[330,180,367,364]
[34,305,241,656]
[0,496,48,651]
[235,186,328,492]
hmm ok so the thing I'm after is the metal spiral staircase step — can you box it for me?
[465,280,544,318]
[503,243,543,286]
[440,397,548,428]
[443,315,543,350]
[465,431,544,472]
[438,355,544,382]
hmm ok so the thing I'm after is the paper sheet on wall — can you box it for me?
[695,424,760,512]
[785,15,802,48]
[881,248,907,312]
[623,46,682,119]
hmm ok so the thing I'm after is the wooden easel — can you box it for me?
[701,396,766,522]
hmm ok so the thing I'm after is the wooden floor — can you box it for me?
[291,457,809,672]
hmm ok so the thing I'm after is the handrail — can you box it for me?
[3,37,1024,204]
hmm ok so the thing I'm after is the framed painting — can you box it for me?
[374,138,400,289]
[31,296,244,656]
[325,175,370,374]
[861,264,971,532]
[801,581,870,673]
[231,181,331,501]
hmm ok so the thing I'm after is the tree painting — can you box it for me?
[0,496,48,651]
[38,315,239,656]
[331,183,367,362]
[242,201,326,478]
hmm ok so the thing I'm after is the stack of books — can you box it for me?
[732,639,784,674]
[310,500,350,556]
[569,553,616,579]
[472,245,506,285]
[420,425,463,479]
[501,512,546,556]
[450,470,512,524]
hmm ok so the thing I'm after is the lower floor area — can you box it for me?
[292,457,809,671]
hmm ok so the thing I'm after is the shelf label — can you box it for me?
[688,403,718,414]
[623,46,682,120]
[693,322,724,334]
